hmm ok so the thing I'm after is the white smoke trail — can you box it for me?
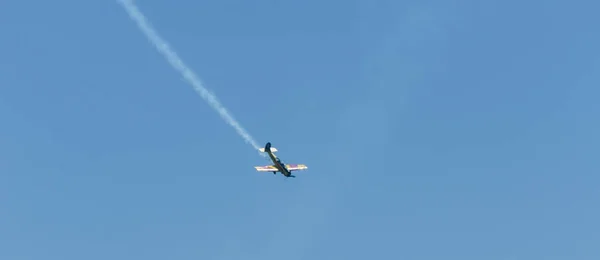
[116,0,264,155]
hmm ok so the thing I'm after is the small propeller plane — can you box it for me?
[254,142,308,178]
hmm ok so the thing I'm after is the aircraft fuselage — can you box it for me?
[265,142,293,177]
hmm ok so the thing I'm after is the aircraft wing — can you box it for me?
[255,165,278,172]
[285,164,308,171]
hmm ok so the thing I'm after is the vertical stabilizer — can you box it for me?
[259,142,278,153]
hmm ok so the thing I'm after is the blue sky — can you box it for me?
[1,0,599,259]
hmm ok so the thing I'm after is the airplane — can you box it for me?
[254,142,308,178]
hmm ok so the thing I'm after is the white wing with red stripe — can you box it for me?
[254,164,308,172]
[255,165,278,172]
[285,164,308,171]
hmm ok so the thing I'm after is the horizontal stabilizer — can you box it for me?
[259,147,278,153]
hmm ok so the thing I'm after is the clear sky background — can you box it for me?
[1,0,599,259]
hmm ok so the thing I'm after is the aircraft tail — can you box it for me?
[259,142,277,153]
